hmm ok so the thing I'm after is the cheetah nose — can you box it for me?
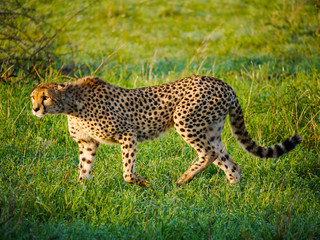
[33,107,40,112]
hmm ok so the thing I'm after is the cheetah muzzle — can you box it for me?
[30,76,302,187]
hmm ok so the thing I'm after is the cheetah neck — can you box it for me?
[60,84,85,117]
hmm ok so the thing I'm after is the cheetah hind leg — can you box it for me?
[213,147,241,184]
[175,135,220,186]
[208,137,241,183]
[175,135,241,186]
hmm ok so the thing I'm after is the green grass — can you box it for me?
[1,0,320,239]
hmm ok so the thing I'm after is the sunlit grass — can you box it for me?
[1,65,319,239]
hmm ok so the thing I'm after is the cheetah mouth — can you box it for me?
[32,105,47,118]
[32,109,46,118]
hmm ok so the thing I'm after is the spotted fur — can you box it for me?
[30,76,302,186]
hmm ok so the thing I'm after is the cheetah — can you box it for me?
[30,76,302,186]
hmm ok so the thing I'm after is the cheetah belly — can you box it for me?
[135,119,174,141]
[72,118,118,144]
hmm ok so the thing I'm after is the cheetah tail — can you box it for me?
[228,97,302,158]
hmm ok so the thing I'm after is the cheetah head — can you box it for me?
[30,83,68,117]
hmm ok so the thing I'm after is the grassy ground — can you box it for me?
[1,0,320,239]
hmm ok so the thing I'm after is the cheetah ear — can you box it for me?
[57,82,69,91]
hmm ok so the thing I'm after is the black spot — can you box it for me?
[256,146,263,158]
[235,116,242,121]
[282,138,296,152]
[240,138,249,144]
[237,121,245,129]
[246,142,255,152]
[293,135,302,144]
[275,145,285,156]
[266,148,274,158]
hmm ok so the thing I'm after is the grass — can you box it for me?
[1,0,320,239]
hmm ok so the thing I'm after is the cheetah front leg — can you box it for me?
[119,132,148,187]
[78,140,99,181]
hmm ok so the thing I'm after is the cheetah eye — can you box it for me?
[43,96,49,101]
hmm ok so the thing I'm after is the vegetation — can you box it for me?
[0,0,319,239]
